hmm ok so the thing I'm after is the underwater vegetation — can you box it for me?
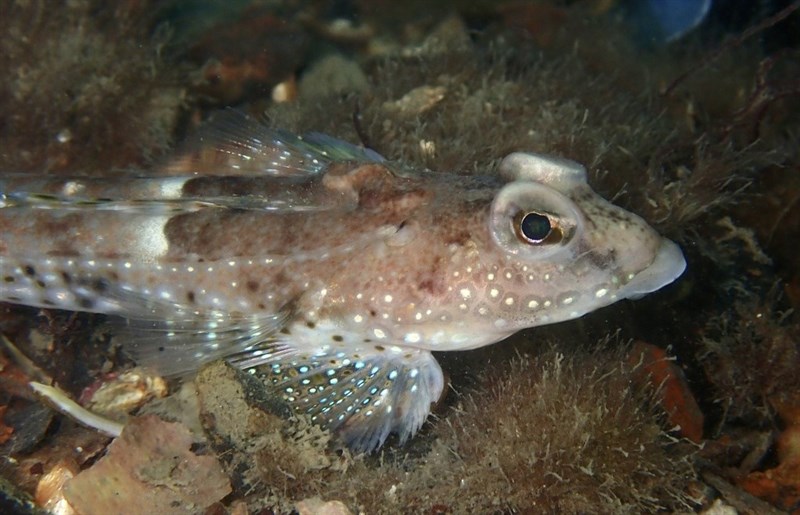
[0,0,186,173]
[1,0,799,513]
[180,347,696,514]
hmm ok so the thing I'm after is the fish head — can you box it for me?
[460,151,686,338]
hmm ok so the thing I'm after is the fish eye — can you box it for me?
[490,182,579,260]
[514,211,562,245]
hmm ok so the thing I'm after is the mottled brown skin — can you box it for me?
[0,136,683,356]
[0,163,497,331]
[157,164,499,327]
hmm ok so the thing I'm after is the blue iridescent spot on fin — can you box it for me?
[234,339,443,453]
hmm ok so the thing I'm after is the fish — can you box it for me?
[0,110,686,452]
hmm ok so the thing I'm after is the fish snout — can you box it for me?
[618,238,686,300]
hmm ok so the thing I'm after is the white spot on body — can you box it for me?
[159,177,188,198]
[451,334,471,344]
[134,217,171,261]
[62,181,84,196]
[404,332,421,343]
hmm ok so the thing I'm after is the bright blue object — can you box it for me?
[626,0,713,44]
[651,0,713,41]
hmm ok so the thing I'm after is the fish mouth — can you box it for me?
[620,238,687,300]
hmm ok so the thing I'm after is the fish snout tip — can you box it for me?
[620,238,686,300]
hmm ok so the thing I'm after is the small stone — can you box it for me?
[383,86,447,117]
[64,415,231,515]
[298,54,369,99]
[82,367,168,420]
[35,459,78,515]
[296,496,353,515]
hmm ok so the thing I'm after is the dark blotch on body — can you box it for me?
[92,278,109,292]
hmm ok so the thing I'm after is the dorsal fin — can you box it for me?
[161,109,384,177]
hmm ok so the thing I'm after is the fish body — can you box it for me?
[0,111,686,451]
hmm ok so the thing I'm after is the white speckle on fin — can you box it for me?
[228,337,444,453]
[110,309,290,377]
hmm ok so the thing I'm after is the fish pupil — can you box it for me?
[519,212,551,243]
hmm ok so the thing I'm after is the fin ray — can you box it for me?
[163,109,383,178]
[110,309,290,377]
[227,336,444,453]
[0,174,348,214]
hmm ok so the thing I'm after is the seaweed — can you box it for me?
[0,0,186,173]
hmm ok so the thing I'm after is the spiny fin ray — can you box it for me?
[164,109,384,177]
